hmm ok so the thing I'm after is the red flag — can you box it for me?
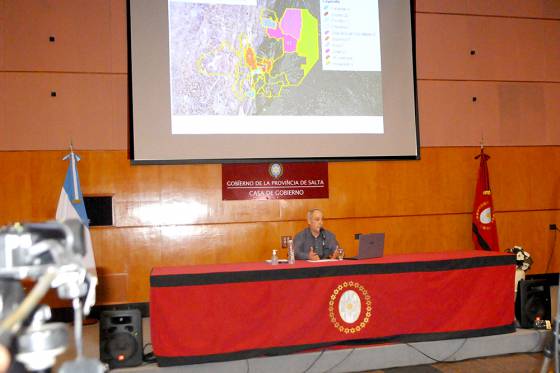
[472,148,499,251]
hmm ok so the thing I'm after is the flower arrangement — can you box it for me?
[505,246,533,272]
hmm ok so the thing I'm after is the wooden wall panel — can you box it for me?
[0,73,127,150]
[419,81,560,146]
[2,147,560,227]
[416,14,560,81]
[123,228,162,302]
[1,0,125,73]
[497,210,560,274]
[0,2,4,69]
[96,273,128,304]
[109,0,127,73]
[0,152,35,222]
[492,150,560,211]
[86,209,560,303]
[1,1,560,305]
[2,148,560,304]
[416,0,560,19]
[93,227,136,274]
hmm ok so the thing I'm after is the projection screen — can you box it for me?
[128,0,419,163]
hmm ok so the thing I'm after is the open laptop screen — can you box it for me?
[346,233,385,260]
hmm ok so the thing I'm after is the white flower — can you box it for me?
[505,245,533,272]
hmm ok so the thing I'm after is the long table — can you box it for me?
[150,250,515,367]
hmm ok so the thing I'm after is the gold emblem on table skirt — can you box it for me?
[328,281,372,334]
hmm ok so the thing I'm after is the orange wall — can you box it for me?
[1,1,560,304]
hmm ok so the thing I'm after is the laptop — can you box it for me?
[345,233,385,260]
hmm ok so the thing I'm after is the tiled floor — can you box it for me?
[48,319,550,373]
[371,353,546,373]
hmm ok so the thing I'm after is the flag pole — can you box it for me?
[58,141,98,325]
[476,133,487,160]
[69,141,80,202]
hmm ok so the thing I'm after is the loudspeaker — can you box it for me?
[515,279,551,328]
[99,309,143,368]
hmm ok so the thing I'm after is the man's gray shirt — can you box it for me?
[293,228,339,260]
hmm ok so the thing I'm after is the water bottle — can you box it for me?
[271,249,279,265]
[336,246,344,260]
[287,239,295,264]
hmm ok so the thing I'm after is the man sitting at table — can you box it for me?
[294,208,340,260]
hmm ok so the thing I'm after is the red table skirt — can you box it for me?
[150,250,515,366]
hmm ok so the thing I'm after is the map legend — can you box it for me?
[320,0,381,72]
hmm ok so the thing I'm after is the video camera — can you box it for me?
[0,220,104,372]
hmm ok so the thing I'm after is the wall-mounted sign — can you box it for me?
[222,162,329,200]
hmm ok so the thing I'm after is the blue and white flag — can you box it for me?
[56,151,97,274]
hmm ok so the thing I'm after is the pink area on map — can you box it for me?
[265,9,302,53]
[267,26,283,39]
[283,35,297,53]
[280,9,302,40]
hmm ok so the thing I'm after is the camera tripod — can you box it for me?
[540,274,560,373]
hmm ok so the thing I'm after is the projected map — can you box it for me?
[197,7,319,102]
[169,0,383,134]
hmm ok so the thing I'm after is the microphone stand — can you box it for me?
[541,272,560,373]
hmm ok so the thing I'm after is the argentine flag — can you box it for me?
[56,151,97,274]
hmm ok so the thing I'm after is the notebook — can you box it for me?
[345,233,385,260]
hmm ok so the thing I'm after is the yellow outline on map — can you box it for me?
[196,7,319,101]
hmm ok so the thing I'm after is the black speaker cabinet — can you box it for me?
[99,309,143,368]
[515,279,551,328]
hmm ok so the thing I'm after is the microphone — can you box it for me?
[320,228,327,257]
